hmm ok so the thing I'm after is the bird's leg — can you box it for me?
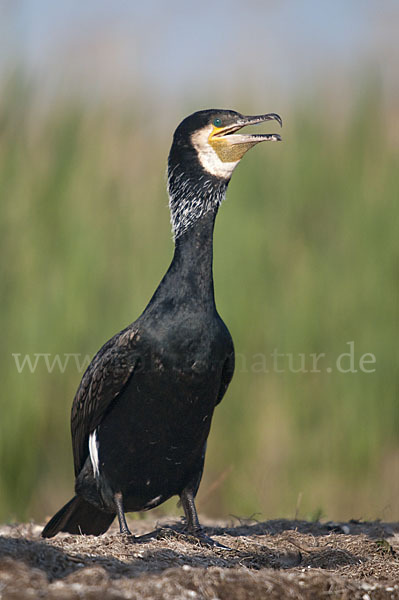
[114,492,132,535]
[180,486,229,548]
[180,486,201,533]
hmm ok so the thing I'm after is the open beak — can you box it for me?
[211,113,282,144]
[209,113,282,163]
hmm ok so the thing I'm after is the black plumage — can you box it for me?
[42,109,282,543]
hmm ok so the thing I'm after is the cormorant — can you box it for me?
[42,109,282,544]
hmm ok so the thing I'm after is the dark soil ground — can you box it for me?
[1,516,399,599]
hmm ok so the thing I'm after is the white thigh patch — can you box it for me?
[89,429,100,478]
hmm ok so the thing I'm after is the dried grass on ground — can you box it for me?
[1,517,399,599]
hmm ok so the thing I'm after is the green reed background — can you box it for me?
[0,75,397,524]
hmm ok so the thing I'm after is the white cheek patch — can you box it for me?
[89,429,100,479]
[191,126,239,179]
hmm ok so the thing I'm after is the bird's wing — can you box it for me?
[215,348,235,407]
[71,327,139,476]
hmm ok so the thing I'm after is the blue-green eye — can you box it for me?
[213,118,222,127]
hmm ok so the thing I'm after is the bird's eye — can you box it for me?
[213,118,222,127]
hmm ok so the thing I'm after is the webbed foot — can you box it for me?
[184,527,231,549]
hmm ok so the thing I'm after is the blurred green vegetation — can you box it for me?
[0,75,397,524]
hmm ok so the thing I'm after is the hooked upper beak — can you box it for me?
[211,113,282,144]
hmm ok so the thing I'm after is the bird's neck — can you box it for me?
[167,164,227,239]
[172,208,217,301]
[145,208,219,316]
[144,169,228,316]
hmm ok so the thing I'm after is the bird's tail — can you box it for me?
[41,495,115,538]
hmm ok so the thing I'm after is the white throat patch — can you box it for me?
[191,126,239,179]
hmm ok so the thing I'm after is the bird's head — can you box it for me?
[169,109,282,180]
[168,109,282,238]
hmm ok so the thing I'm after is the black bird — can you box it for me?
[42,109,282,543]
